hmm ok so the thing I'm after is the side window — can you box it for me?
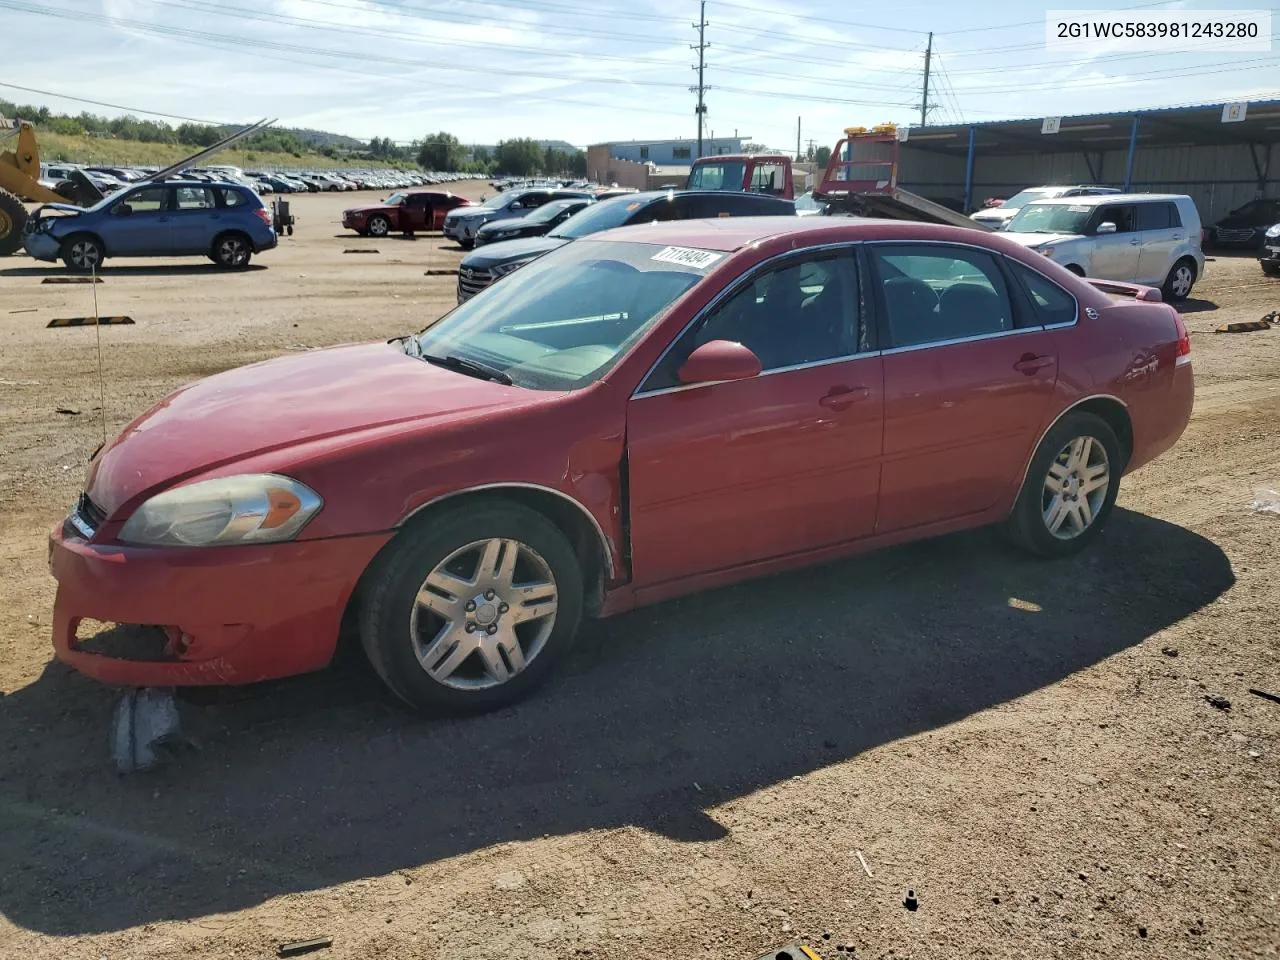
[871,245,1014,348]
[750,163,787,195]
[644,254,860,390]
[121,187,168,213]
[1096,204,1136,233]
[1010,262,1076,327]
[217,187,247,208]
[1165,202,1184,228]
[1135,203,1172,231]
[175,187,216,210]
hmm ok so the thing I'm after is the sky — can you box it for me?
[1,0,1277,152]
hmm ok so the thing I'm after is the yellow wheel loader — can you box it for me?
[0,118,106,256]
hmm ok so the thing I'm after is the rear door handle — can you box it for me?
[819,385,871,410]
[1013,353,1055,375]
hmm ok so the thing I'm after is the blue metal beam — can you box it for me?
[1123,116,1140,191]
[963,126,976,213]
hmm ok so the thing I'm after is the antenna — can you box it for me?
[91,262,107,446]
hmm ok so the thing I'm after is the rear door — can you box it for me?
[1134,201,1182,284]
[870,243,1060,532]
[1087,203,1141,279]
[170,186,220,254]
[104,186,172,256]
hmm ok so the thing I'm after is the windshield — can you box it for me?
[385,192,407,205]
[1005,202,1092,235]
[549,194,650,239]
[687,161,746,191]
[415,240,711,390]
[479,193,513,209]
[1000,188,1063,208]
[527,200,579,223]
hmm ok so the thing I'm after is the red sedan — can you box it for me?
[49,218,1194,712]
[341,189,471,236]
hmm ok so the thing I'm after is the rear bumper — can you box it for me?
[255,231,279,253]
[48,523,391,686]
[1128,361,1194,474]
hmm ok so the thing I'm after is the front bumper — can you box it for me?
[1260,242,1280,264]
[23,231,62,263]
[49,521,391,686]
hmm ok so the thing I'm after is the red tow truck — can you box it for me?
[686,153,795,200]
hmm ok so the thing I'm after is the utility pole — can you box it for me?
[796,116,801,160]
[920,31,933,127]
[691,0,709,159]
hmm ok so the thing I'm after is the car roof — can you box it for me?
[1027,193,1190,206]
[588,216,1011,252]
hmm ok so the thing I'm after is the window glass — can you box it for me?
[121,187,168,212]
[672,146,691,160]
[1011,262,1075,326]
[176,187,216,210]
[1136,202,1172,231]
[1095,204,1136,233]
[645,255,859,390]
[217,187,247,208]
[872,245,1013,347]
[687,161,746,192]
[749,163,787,195]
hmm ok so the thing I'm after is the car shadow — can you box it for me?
[0,508,1233,935]
[0,264,269,278]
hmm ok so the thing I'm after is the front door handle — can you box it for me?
[819,385,871,410]
[1013,353,1055,375]
[1129,238,1141,245]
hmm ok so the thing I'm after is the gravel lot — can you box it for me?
[1,189,1277,960]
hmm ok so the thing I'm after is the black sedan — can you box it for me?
[473,197,594,247]
[457,189,796,302]
[1207,198,1280,249]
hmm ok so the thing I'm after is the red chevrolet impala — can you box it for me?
[49,218,1194,712]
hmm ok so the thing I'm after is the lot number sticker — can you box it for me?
[651,246,723,269]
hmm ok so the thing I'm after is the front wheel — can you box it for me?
[367,215,391,237]
[212,232,253,268]
[1162,258,1196,301]
[60,234,104,272]
[1004,411,1123,558]
[358,500,584,713]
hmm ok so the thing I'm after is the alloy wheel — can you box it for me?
[409,538,558,690]
[369,217,389,236]
[70,240,101,270]
[1041,436,1110,540]
[1171,264,1193,298]
[218,236,248,266]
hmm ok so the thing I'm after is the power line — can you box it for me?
[0,81,233,125]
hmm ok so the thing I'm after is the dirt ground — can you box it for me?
[0,190,1277,960]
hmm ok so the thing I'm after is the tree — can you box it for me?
[814,145,832,168]
[472,146,490,166]
[417,131,466,171]
[493,138,543,176]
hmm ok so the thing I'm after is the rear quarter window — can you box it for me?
[217,187,248,208]
[1009,262,1077,326]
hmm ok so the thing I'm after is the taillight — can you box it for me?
[1172,308,1191,366]
[254,207,272,229]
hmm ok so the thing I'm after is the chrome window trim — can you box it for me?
[630,241,864,399]
[635,348,883,399]
[397,482,617,579]
[879,325,1044,356]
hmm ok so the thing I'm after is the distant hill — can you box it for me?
[470,140,581,153]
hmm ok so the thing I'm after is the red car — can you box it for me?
[341,189,471,236]
[49,218,1194,713]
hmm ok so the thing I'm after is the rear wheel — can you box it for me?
[0,188,28,257]
[358,500,583,714]
[1262,261,1280,278]
[367,215,391,237]
[212,232,252,268]
[60,234,103,272]
[1004,411,1123,558]
[1162,258,1196,301]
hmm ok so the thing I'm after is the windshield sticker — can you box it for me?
[1068,205,1090,213]
[651,246,724,269]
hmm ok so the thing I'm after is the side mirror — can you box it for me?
[677,340,762,385]
[1096,221,1117,235]
[114,203,133,217]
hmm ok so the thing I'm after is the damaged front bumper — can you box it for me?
[23,229,62,263]
[48,517,391,687]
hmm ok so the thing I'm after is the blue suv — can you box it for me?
[24,180,278,271]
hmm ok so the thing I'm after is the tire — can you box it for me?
[1262,261,1280,278]
[59,233,104,272]
[1162,258,1196,302]
[0,188,29,257]
[212,231,253,268]
[367,215,391,237]
[459,238,475,250]
[358,499,584,714]
[1004,411,1123,559]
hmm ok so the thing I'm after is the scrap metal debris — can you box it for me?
[1248,688,1280,706]
[55,407,80,416]
[111,687,186,774]
[903,888,919,911]
[755,945,822,960]
[1204,694,1232,711]
[278,936,333,957]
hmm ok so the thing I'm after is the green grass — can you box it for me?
[34,131,410,172]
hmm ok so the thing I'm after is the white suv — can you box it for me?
[1001,194,1204,301]
[970,185,1119,230]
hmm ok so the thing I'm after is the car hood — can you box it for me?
[999,232,1083,247]
[86,342,536,515]
[343,203,396,215]
[1213,213,1268,229]
[462,236,569,268]
[971,207,1016,222]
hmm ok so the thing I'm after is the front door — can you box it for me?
[170,186,219,255]
[627,249,884,586]
[1087,202,1141,279]
[867,243,1060,533]
[106,186,172,256]
[405,194,432,231]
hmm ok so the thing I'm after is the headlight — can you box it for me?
[490,257,535,277]
[1266,224,1280,238]
[118,474,322,547]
